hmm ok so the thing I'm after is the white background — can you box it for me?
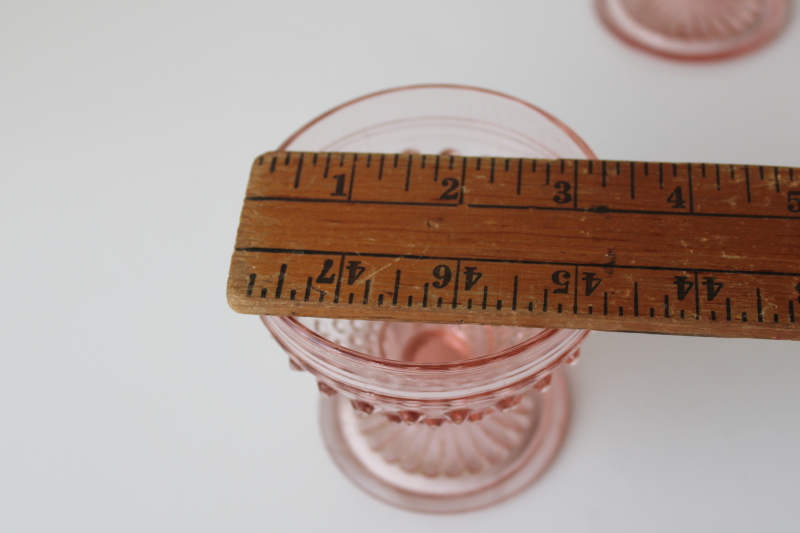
[2,1,800,531]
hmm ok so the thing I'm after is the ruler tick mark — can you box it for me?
[294,153,305,189]
[483,287,488,310]
[363,280,371,304]
[392,270,401,306]
[460,159,466,204]
[323,153,332,179]
[347,156,357,200]
[260,288,267,298]
[405,154,412,192]
[270,156,277,172]
[630,161,635,199]
[452,259,461,308]
[275,264,287,299]
[745,166,752,203]
[247,274,256,297]
[497,300,503,310]
[601,161,607,187]
[378,154,385,180]
[557,303,563,313]
[573,160,579,209]
[333,256,346,303]
[490,158,495,183]
[726,298,732,321]
[774,167,781,193]
[573,265,579,313]
[285,153,291,165]
[757,288,763,322]
[304,277,312,301]
[513,276,519,310]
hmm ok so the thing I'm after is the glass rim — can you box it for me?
[278,83,597,159]
[268,84,592,371]
[264,315,585,371]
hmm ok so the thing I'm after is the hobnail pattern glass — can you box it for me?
[597,0,790,60]
[261,85,595,513]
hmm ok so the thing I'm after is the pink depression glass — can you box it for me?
[262,85,595,513]
[597,0,790,60]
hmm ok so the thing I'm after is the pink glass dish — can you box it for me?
[262,85,595,513]
[597,0,790,60]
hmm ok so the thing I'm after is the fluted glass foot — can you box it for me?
[597,0,790,59]
[319,370,569,513]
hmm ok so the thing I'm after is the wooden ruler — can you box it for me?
[228,151,800,341]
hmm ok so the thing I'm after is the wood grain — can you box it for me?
[228,151,800,340]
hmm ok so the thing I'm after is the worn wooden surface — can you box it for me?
[228,151,800,340]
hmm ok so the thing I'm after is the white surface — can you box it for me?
[2,1,799,531]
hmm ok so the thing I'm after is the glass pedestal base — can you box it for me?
[597,0,790,60]
[319,369,570,513]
